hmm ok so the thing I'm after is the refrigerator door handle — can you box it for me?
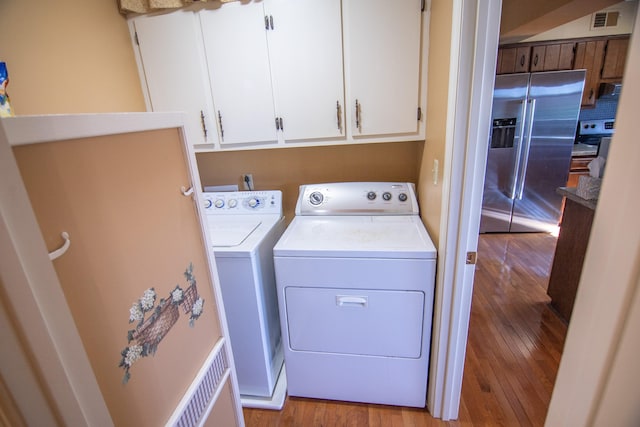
[516,98,536,200]
[509,99,528,200]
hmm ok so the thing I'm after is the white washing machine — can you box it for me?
[202,190,287,410]
[273,182,436,408]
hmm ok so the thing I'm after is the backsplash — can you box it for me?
[579,98,619,121]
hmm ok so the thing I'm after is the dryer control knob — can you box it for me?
[398,193,408,202]
[382,192,392,201]
[204,199,213,209]
[248,198,259,208]
[309,191,324,205]
[214,199,225,208]
[367,191,377,200]
[228,199,238,208]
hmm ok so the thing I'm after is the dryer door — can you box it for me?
[284,286,425,358]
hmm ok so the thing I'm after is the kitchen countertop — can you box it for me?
[572,143,598,157]
[557,187,597,210]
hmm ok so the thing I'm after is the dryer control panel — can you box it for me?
[296,182,419,216]
[202,190,282,215]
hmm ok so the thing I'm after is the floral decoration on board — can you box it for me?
[119,263,205,384]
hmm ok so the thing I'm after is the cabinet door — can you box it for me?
[133,12,217,147]
[496,47,514,74]
[200,3,278,145]
[557,43,576,70]
[530,45,546,72]
[574,40,606,107]
[601,38,629,80]
[343,0,422,137]
[514,46,531,73]
[543,43,575,70]
[265,0,345,141]
[497,46,531,74]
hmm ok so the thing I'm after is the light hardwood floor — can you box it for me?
[243,233,566,426]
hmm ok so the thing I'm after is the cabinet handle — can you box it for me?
[336,101,342,133]
[270,15,274,30]
[200,110,207,139]
[264,15,269,30]
[279,117,283,131]
[533,53,539,66]
[355,99,361,132]
[520,55,525,67]
[275,117,280,130]
[217,111,224,140]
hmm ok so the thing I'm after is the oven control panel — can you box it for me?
[578,119,615,136]
[296,182,419,215]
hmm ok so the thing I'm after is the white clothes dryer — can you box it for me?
[202,190,287,410]
[273,182,436,408]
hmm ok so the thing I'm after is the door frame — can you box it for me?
[433,0,640,422]
[427,0,501,419]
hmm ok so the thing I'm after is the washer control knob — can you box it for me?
[248,198,259,208]
[214,199,225,208]
[309,191,324,205]
[367,191,377,200]
[382,192,392,201]
[204,199,213,209]
[398,193,408,202]
[228,199,238,208]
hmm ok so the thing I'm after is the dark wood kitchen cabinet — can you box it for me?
[498,35,630,107]
[547,188,596,323]
[601,37,629,80]
[529,42,575,72]
[574,40,606,107]
[496,46,531,74]
[498,42,575,74]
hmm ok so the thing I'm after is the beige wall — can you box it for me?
[197,141,425,221]
[418,0,453,246]
[0,0,145,115]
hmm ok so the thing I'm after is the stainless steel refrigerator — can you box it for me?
[480,70,586,233]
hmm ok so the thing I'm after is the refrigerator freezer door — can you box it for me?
[510,70,585,232]
[480,74,529,233]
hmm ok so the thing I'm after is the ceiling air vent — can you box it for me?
[591,11,620,29]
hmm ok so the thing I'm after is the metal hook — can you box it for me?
[49,232,70,261]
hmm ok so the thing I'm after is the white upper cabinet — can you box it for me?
[264,0,345,142]
[200,3,277,146]
[131,12,217,147]
[200,0,344,146]
[343,0,423,138]
[128,1,427,151]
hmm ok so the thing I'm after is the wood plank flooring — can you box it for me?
[243,233,567,426]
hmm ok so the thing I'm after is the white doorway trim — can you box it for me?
[427,0,501,419]
[431,0,640,423]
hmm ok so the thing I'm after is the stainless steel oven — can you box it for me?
[576,119,615,146]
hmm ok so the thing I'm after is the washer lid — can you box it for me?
[274,216,436,259]
[207,218,262,247]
